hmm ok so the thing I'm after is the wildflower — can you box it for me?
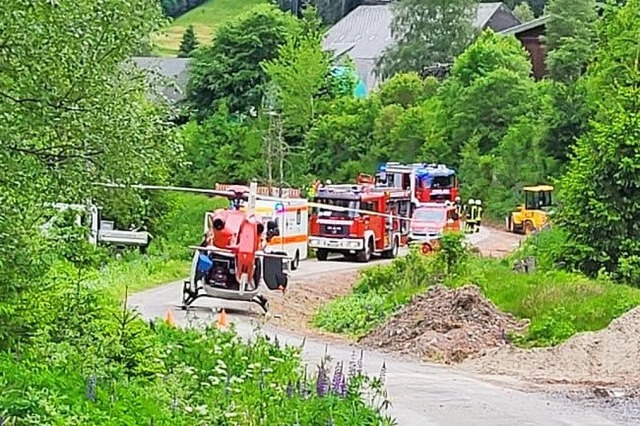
[339,374,347,397]
[347,350,357,382]
[86,374,97,402]
[274,334,280,348]
[330,361,344,395]
[316,364,329,397]
[357,349,364,375]
[379,361,387,386]
[286,381,294,397]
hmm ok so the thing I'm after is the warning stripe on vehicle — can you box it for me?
[267,234,308,245]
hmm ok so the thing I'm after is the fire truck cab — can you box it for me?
[373,162,459,207]
[408,202,461,242]
[308,184,411,262]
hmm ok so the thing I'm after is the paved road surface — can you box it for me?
[128,228,625,425]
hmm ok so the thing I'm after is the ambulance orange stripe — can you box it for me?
[267,234,308,245]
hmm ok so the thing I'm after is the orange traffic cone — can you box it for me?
[165,309,175,327]
[216,308,228,329]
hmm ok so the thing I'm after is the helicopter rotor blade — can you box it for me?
[95,183,240,199]
[255,193,453,224]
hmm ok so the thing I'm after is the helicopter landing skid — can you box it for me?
[181,280,270,315]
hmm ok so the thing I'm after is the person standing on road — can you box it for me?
[465,199,476,233]
[475,199,483,233]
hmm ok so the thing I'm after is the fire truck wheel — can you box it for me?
[382,236,399,259]
[356,238,373,262]
[316,249,328,261]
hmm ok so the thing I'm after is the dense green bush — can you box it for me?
[313,249,443,337]
[0,259,394,425]
[315,238,640,347]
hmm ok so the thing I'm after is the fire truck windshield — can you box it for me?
[414,209,446,222]
[315,198,360,219]
[420,175,453,189]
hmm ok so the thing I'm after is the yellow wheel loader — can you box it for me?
[506,185,554,235]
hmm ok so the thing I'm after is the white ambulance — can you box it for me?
[242,199,309,270]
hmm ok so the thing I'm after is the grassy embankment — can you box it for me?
[98,192,227,299]
[152,0,266,56]
[313,231,640,347]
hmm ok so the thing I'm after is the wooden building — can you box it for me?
[500,15,553,80]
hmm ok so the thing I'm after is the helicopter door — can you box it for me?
[263,256,288,290]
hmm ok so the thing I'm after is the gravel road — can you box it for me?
[127,227,629,425]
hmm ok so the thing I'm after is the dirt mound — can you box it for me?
[359,285,529,363]
[460,306,640,387]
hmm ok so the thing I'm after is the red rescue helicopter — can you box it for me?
[99,182,292,313]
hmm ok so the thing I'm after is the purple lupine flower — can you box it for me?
[339,374,347,398]
[379,361,387,385]
[286,381,294,397]
[0,417,5,426]
[86,375,97,402]
[357,349,364,375]
[316,363,329,397]
[331,361,343,394]
[347,350,357,382]
[274,334,280,348]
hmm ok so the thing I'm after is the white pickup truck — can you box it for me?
[42,203,151,250]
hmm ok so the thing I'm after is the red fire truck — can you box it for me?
[364,162,460,207]
[308,183,412,262]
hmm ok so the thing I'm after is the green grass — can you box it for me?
[314,245,640,347]
[153,0,267,56]
[95,192,228,299]
[449,257,640,346]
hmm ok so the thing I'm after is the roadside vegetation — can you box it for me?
[0,1,392,423]
[314,229,640,347]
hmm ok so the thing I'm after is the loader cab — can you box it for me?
[507,185,554,235]
[524,186,553,211]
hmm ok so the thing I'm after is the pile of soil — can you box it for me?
[360,285,529,364]
[460,306,640,387]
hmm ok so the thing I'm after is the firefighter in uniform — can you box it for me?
[465,199,475,233]
[475,199,483,232]
[307,181,317,199]
[454,196,462,217]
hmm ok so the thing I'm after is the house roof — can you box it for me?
[499,14,552,35]
[323,2,519,91]
[130,57,191,103]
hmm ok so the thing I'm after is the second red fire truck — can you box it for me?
[308,183,412,262]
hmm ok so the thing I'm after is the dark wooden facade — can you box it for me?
[516,24,547,80]
[501,16,551,80]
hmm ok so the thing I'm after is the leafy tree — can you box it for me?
[176,104,264,187]
[0,0,179,346]
[513,1,535,21]
[304,97,383,181]
[375,0,477,80]
[556,0,640,282]
[261,7,331,135]
[542,0,597,163]
[187,4,300,119]
[178,24,199,58]
[375,72,439,108]
[436,30,534,158]
[545,0,597,83]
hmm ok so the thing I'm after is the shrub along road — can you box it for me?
[128,227,627,425]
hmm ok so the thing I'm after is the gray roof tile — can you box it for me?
[323,2,517,91]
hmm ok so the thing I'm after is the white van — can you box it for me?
[252,199,308,270]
